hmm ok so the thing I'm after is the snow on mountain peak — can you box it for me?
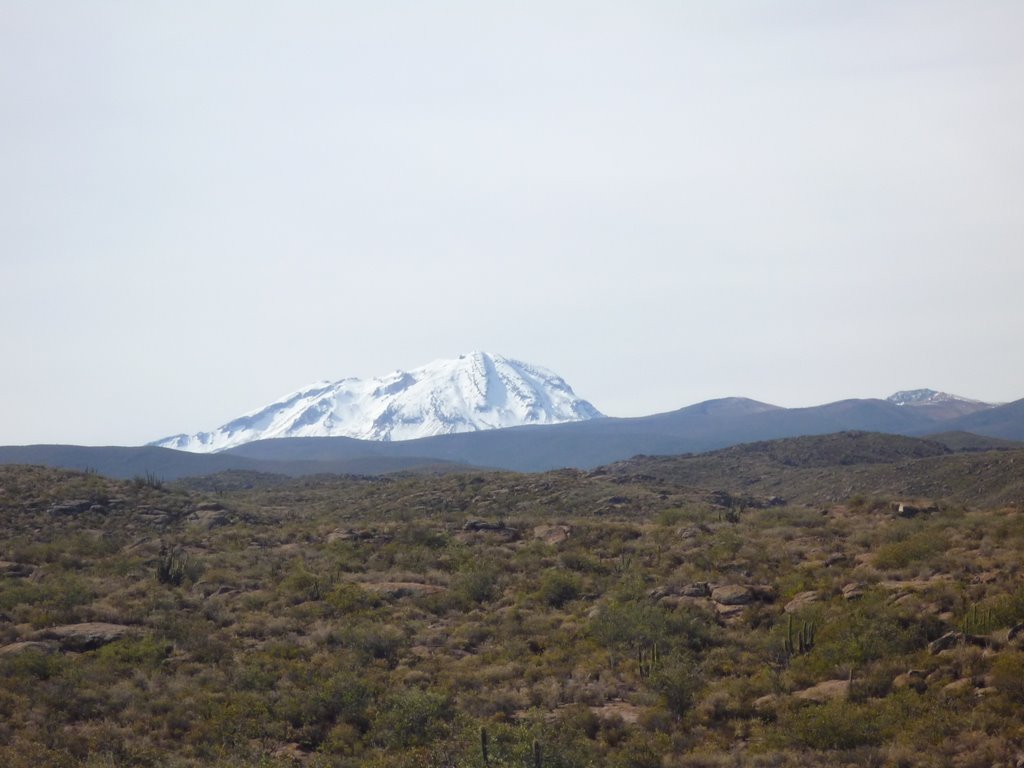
[151,352,604,453]
[887,389,982,406]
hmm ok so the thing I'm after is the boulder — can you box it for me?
[647,586,675,601]
[893,670,927,693]
[463,520,506,532]
[893,501,939,518]
[784,591,820,614]
[590,700,642,725]
[358,582,446,599]
[792,679,849,703]
[136,510,170,526]
[47,499,94,516]
[941,678,974,696]
[194,501,227,512]
[711,585,754,606]
[0,561,34,578]
[749,584,777,602]
[327,528,391,544]
[272,742,311,764]
[841,582,864,600]
[188,508,230,529]
[928,631,988,654]
[39,622,131,652]
[1007,623,1024,644]
[680,582,711,598]
[714,603,746,620]
[0,640,58,656]
[533,524,571,545]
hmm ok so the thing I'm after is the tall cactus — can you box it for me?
[783,614,816,659]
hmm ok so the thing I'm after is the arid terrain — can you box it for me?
[1,432,1023,767]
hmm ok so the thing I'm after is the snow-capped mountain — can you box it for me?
[887,389,983,407]
[151,352,604,453]
[886,389,994,421]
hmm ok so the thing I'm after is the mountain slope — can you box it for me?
[219,396,953,472]
[7,389,1023,479]
[887,388,995,420]
[602,432,1024,508]
[0,444,476,480]
[151,352,603,452]
[926,397,1024,440]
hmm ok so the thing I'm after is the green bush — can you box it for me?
[94,636,171,668]
[537,570,581,608]
[656,507,702,527]
[652,659,701,718]
[991,652,1024,703]
[326,582,376,613]
[793,598,939,677]
[283,568,326,602]
[452,565,500,605]
[776,699,885,750]
[0,649,65,682]
[590,600,714,656]
[874,527,948,570]
[0,573,93,626]
[345,623,406,664]
[371,689,452,749]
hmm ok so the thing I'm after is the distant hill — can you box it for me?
[0,444,473,481]
[0,445,272,479]
[600,432,1024,508]
[925,431,1024,452]
[221,394,1015,472]
[3,392,1022,479]
[923,398,1024,441]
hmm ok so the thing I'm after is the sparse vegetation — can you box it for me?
[0,439,1022,766]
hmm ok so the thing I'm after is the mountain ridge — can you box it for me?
[5,394,1021,480]
[885,388,994,420]
[151,352,603,452]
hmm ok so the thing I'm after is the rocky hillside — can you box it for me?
[1,438,1023,766]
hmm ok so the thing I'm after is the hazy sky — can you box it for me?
[2,2,1023,446]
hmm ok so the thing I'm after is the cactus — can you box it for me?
[532,739,542,768]
[783,615,816,659]
[637,641,661,678]
[480,725,489,764]
[799,620,815,654]
[156,545,188,586]
[961,601,995,635]
[132,471,163,490]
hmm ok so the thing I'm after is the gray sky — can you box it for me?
[2,1,1023,446]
